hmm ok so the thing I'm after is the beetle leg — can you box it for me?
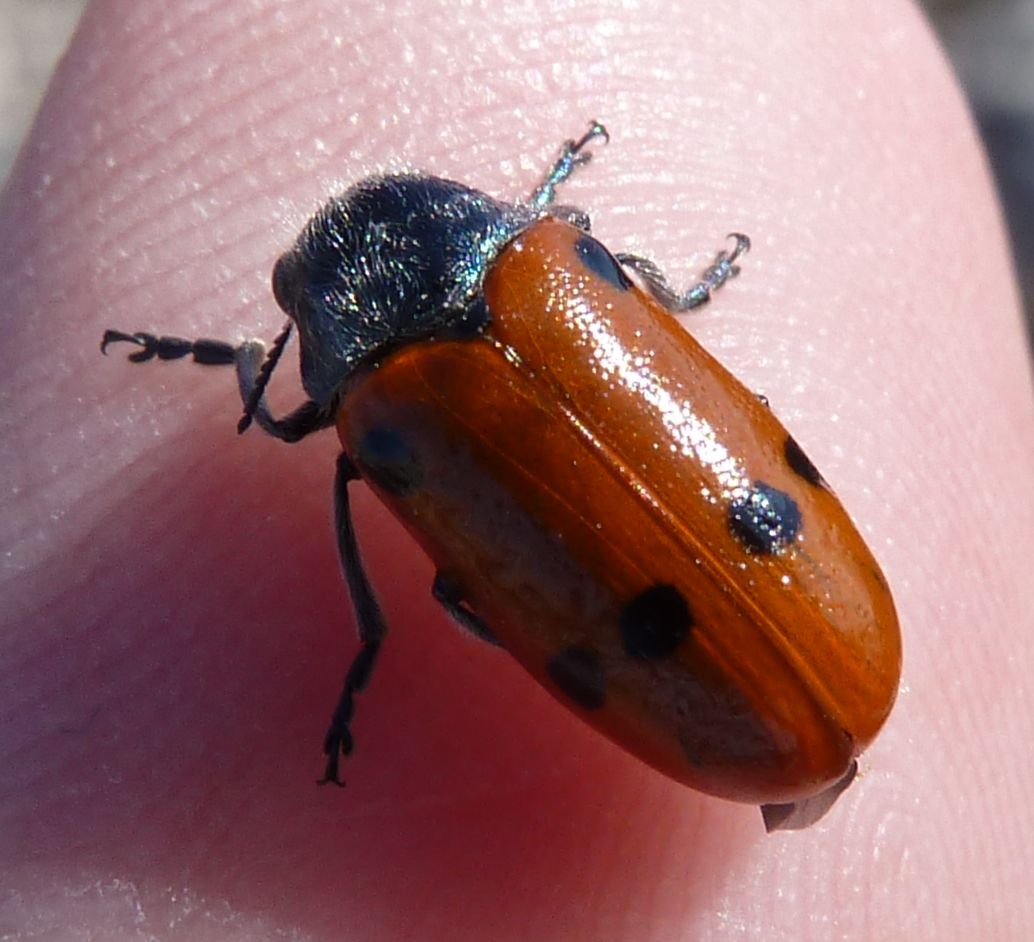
[614,254,682,308]
[319,452,389,786]
[101,328,331,442]
[616,233,751,312]
[101,329,237,365]
[234,338,332,441]
[432,573,502,647]
[761,760,859,832]
[528,121,609,211]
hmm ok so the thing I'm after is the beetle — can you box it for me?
[103,122,901,831]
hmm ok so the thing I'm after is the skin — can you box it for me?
[1,0,1032,938]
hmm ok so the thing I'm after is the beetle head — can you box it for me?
[267,174,530,406]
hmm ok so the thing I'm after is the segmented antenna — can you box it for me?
[238,319,294,434]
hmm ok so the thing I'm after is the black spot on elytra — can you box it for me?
[619,584,692,659]
[784,435,826,488]
[575,234,632,291]
[728,481,801,554]
[546,646,606,710]
[355,426,422,496]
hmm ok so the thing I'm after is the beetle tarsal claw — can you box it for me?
[100,329,157,360]
[317,726,352,787]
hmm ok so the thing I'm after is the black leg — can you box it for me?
[233,338,331,441]
[101,330,236,364]
[319,452,389,786]
[101,326,331,443]
[432,573,502,647]
[615,254,681,308]
[617,233,751,312]
[528,121,609,211]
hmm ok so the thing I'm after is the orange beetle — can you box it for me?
[104,123,901,830]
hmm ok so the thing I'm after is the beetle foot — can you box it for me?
[100,330,161,362]
[316,646,376,788]
[100,329,236,365]
[318,722,354,787]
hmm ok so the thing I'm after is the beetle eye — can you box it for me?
[272,253,302,316]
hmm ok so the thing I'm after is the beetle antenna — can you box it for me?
[238,319,293,434]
